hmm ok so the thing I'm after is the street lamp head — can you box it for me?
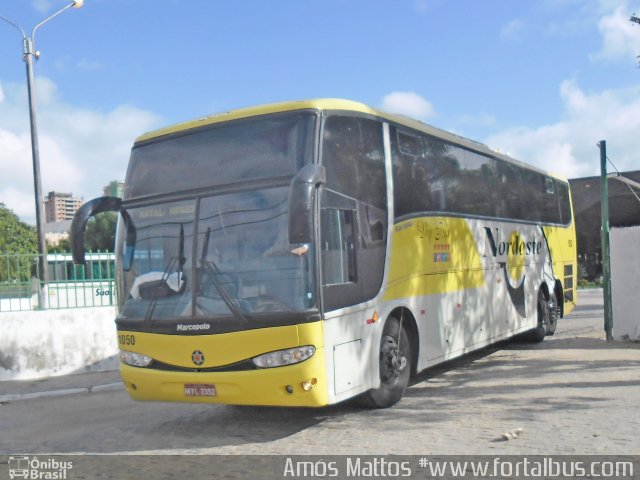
[72,0,84,8]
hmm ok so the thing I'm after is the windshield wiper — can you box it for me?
[198,227,249,323]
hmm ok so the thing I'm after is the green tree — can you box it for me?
[0,203,37,282]
[0,203,37,254]
[84,212,117,251]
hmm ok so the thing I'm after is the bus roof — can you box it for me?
[134,99,373,143]
[135,98,567,182]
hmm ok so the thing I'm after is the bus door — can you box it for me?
[319,114,389,401]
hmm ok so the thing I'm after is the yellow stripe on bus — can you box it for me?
[384,217,485,300]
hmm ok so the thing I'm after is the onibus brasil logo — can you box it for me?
[8,456,73,479]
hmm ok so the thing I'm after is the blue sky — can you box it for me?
[1,0,640,224]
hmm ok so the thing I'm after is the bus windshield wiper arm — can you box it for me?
[177,224,186,282]
[199,227,249,323]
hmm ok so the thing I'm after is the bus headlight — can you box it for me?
[120,350,153,367]
[252,346,315,368]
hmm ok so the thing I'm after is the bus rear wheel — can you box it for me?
[362,316,411,408]
[529,288,558,343]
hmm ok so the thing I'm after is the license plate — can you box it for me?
[184,384,217,397]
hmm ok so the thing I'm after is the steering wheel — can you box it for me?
[248,295,292,313]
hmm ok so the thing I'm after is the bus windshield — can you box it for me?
[118,187,317,327]
[116,112,318,331]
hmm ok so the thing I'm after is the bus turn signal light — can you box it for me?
[301,378,317,391]
[366,311,380,325]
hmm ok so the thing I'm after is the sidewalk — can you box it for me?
[0,369,122,403]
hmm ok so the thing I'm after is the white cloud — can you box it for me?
[34,77,59,107]
[591,6,640,62]
[0,130,41,222]
[0,77,161,224]
[380,91,435,120]
[0,186,40,221]
[501,19,525,41]
[485,80,640,178]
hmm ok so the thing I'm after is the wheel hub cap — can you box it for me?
[380,336,407,383]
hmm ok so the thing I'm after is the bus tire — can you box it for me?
[529,288,552,343]
[546,291,559,336]
[362,316,411,408]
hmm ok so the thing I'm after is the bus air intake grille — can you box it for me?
[149,358,257,372]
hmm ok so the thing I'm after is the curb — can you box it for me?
[0,382,123,404]
[89,382,123,393]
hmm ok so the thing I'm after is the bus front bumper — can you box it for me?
[119,348,329,407]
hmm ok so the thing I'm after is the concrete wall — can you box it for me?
[0,307,118,381]
[611,226,640,341]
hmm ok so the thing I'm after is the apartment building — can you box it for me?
[44,191,83,223]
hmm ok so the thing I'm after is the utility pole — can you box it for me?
[1,1,84,308]
[599,141,613,341]
[632,14,640,67]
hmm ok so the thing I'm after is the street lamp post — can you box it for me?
[598,140,613,341]
[1,1,83,308]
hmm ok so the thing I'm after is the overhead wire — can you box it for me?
[597,142,640,205]
[606,155,640,205]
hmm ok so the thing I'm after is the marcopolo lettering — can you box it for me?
[484,227,542,257]
[177,323,211,332]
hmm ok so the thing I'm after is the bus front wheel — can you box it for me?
[362,316,411,408]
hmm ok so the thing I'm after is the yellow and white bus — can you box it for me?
[72,99,576,408]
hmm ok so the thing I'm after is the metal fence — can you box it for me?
[0,251,116,312]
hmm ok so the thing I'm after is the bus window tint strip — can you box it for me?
[390,126,572,225]
[125,113,316,199]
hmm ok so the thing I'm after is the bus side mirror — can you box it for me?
[288,164,326,244]
[119,209,136,271]
[71,196,124,265]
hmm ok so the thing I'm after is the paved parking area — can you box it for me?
[1,289,638,458]
[195,289,640,456]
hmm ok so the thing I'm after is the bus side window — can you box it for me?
[392,129,433,217]
[541,177,561,223]
[497,163,523,219]
[321,208,357,285]
[557,180,572,225]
